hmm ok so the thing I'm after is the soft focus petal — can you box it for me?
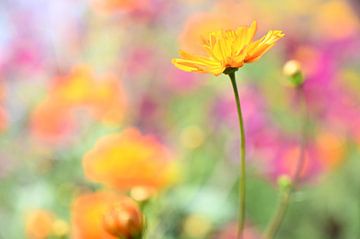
[245,30,285,63]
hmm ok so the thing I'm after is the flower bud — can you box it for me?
[277,175,292,191]
[103,197,143,239]
[283,60,304,86]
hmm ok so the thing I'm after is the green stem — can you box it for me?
[264,89,308,239]
[263,188,291,239]
[229,72,247,239]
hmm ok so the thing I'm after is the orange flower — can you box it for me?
[173,21,284,76]
[31,66,127,142]
[25,209,69,239]
[71,191,121,239]
[315,130,345,171]
[25,210,54,239]
[30,99,74,142]
[313,0,359,40]
[51,66,127,123]
[83,128,177,191]
[103,197,143,238]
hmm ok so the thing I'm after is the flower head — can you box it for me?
[83,128,178,192]
[172,21,284,76]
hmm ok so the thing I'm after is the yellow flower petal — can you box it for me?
[245,30,285,63]
[172,21,284,76]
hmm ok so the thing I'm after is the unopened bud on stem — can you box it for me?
[277,175,292,191]
[103,197,143,239]
[283,60,304,86]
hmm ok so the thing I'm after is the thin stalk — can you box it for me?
[264,89,309,239]
[263,187,291,239]
[229,72,247,239]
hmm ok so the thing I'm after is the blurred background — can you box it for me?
[0,0,360,238]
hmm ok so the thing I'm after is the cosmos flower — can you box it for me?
[83,128,178,192]
[172,21,284,76]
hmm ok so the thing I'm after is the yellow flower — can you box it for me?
[172,21,284,76]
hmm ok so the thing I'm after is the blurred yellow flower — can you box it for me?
[83,128,178,192]
[71,191,120,239]
[172,21,284,76]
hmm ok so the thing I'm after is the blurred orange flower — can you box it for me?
[103,196,143,238]
[71,191,120,239]
[315,129,346,171]
[50,66,127,123]
[31,66,127,142]
[25,209,69,239]
[312,0,359,40]
[172,21,284,76]
[25,209,54,239]
[83,128,177,191]
[31,99,74,143]
[276,129,346,181]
